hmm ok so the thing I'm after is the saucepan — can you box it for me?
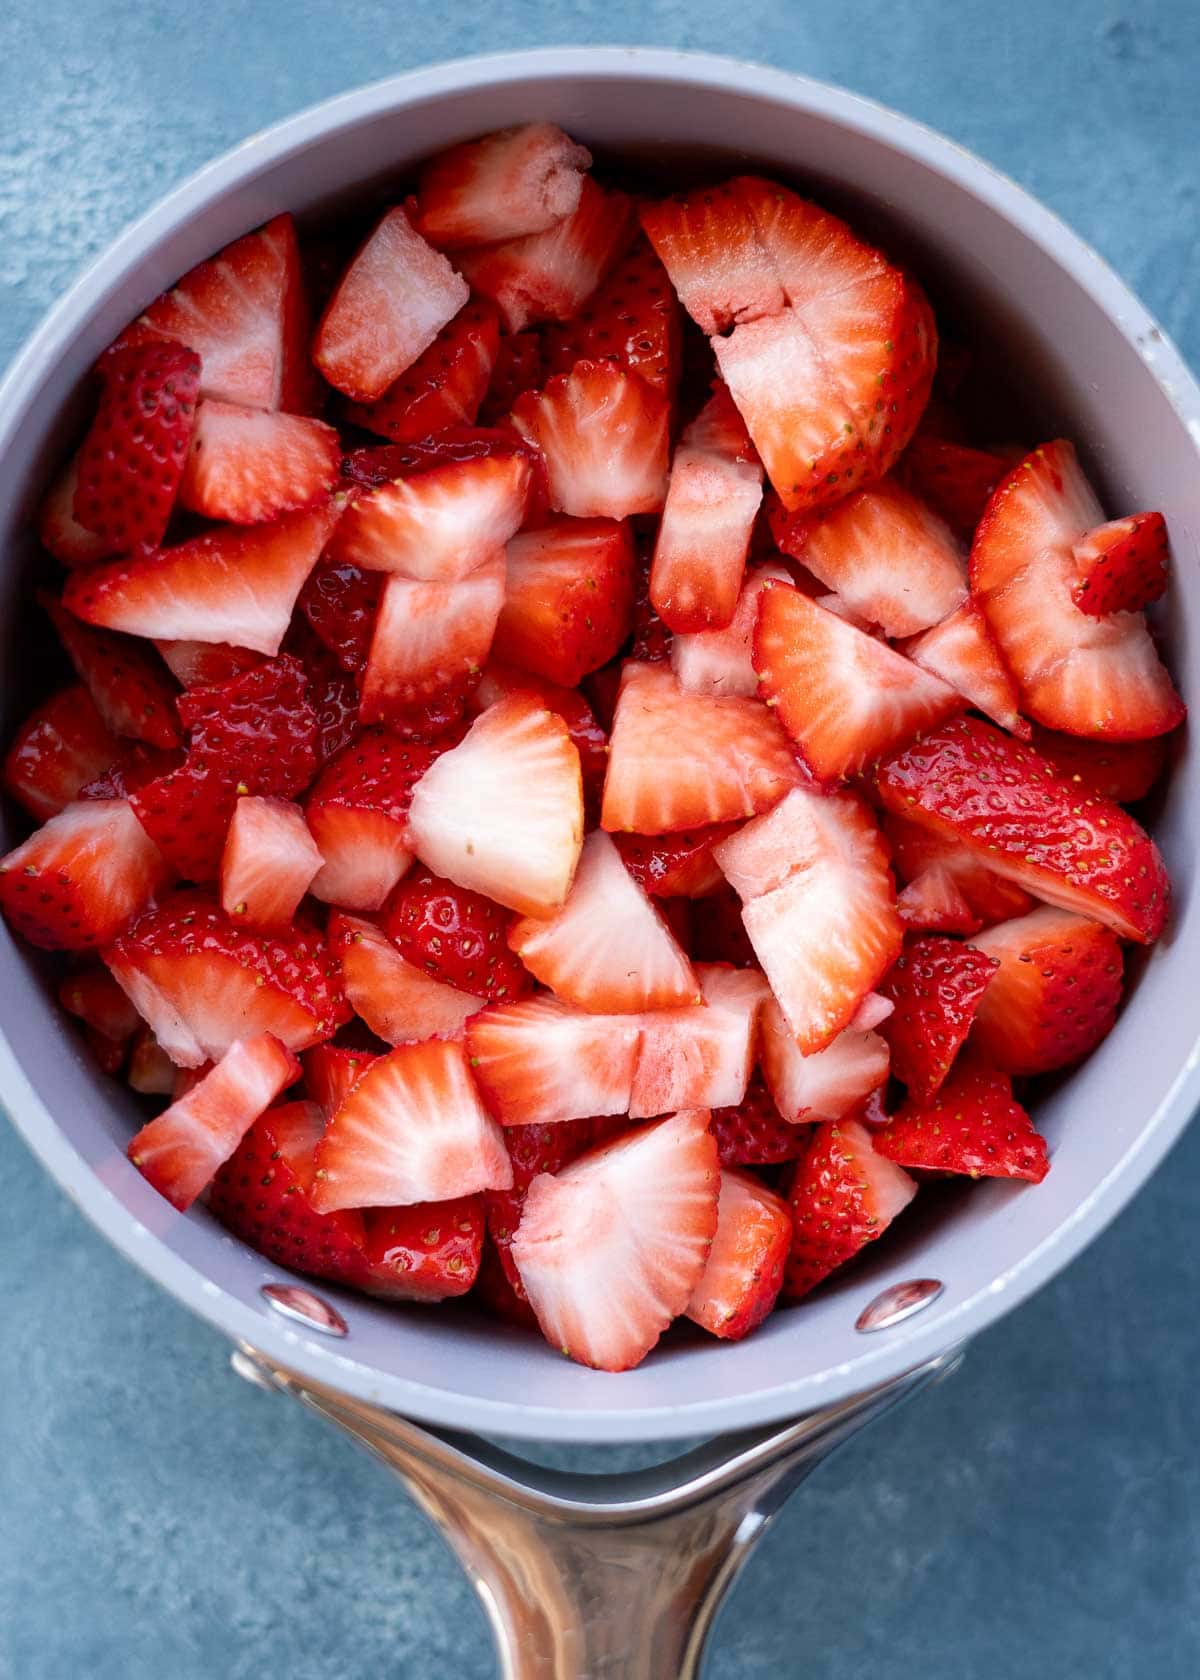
[2,47,1197,1678]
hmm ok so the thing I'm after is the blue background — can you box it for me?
[2,4,1199,1676]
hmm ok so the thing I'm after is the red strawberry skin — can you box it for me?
[382,868,530,1004]
[0,798,170,951]
[362,1198,484,1300]
[784,1117,916,1298]
[478,330,543,424]
[541,237,682,397]
[43,596,181,751]
[614,824,736,899]
[1072,512,1169,618]
[875,1060,1049,1182]
[1026,726,1169,806]
[345,297,500,443]
[899,436,1008,541]
[296,560,383,674]
[3,686,119,821]
[711,1079,809,1167]
[878,935,999,1098]
[492,519,636,688]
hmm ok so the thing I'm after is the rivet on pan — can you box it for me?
[261,1282,348,1337]
[855,1277,944,1334]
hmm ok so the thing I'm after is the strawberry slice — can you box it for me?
[481,1116,603,1315]
[899,436,1008,541]
[178,400,339,524]
[128,1034,301,1210]
[362,1197,485,1300]
[310,1039,511,1211]
[465,994,642,1126]
[471,663,608,819]
[874,1061,1049,1183]
[686,1167,790,1340]
[313,206,469,403]
[904,599,1029,738]
[768,476,967,637]
[970,442,1183,739]
[3,686,119,821]
[895,866,980,936]
[492,518,635,687]
[382,867,528,1004]
[344,297,500,442]
[153,640,265,689]
[874,716,1170,943]
[297,560,383,674]
[509,831,698,1013]
[329,912,483,1045]
[510,360,670,519]
[1025,725,1168,805]
[759,993,890,1122]
[73,342,200,550]
[510,1108,719,1371]
[754,584,962,783]
[478,329,543,423]
[330,452,530,582]
[38,456,118,567]
[710,1078,810,1166]
[59,964,141,1043]
[1071,512,1169,618]
[219,795,323,928]
[105,890,348,1067]
[416,123,592,248]
[456,177,637,333]
[612,823,736,900]
[877,935,999,1098]
[630,963,767,1118]
[714,787,902,1053]
[127,1028,177,1096]
[407,694,583,917]
[670,559,791,699]
[639,179,786,335]
[541,236,683,397]
[303,1042,380,1118]
[0,798,168,951]
[601,661,803,835]
[968,905,1123,1075]
[306,730,436,912]
[784,1117,917,1298]
[43,596,181,749]
[882,811,1034,929]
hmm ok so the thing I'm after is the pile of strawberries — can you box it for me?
[0,123,1183,1371]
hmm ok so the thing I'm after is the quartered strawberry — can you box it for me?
[492,518,636,687]
[178,400,339,523]
[416,123,592,248]
[899,435,1009,542]
[542,236,683,398]
[970,442,1183,739]
[59,964,141,1043]
[362,1197,485,1300]
[968,905,1123,1075]
[784,1116,917,1298]
[710,1078,809,1167]
[310,1039,512,1211]
[407,693,584,917]
[601,661,803,835]
[0,798,169,951]
[1026,724,1168,805]
[882,811,1035,930]
[630,964,767,1118]
[478,329,543,423]
[127,1033,301,1210]
[877,935,999,1098]
[613,822,736,899]
[670,559,791,699]
[904,599,1029,738]
[303,1041,380,1118]
[104,889,348,1067]
[689,883,757,967]
[510,360,670,519]
[754,583,962,783]
[875,1060,1049,1183]
[314,206,469,403]
[383,866,527,1004]
[296,559,383,674]
[154,639,265,689]
[470,663,608,819]
[511,1108,719,1371]
[465,994,642,1126]
[874,716,1170,943]
[220,795,323,928]
[127,1027,177,1095]
[344,297,500,442]
[330,913,483,1045]
[895,865,981,936]
[43,596,180,749]
[759,993,891,1122]
[3,686,119,821]
[38,456,118,567]
[686,1167,790,1340]
[305,729,438,912]
[1071,511,1169,618]
[481,1114,603,1304]
[73,341,200,550]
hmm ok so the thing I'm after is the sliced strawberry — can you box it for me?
[311,1039,511,1211]
[630,963,767,1118]
[904,599,1029,738]
[759,993,890,1122]
[1071,512,1169,618]
[220,795,323,928]
[471,663,607,818]
[128,1034,300,1210]
[344,297,500,442]
[639,179,786,335]
[465,994,642,1126]
[456,177,637,334]
[478,329,543,423]
[690,883,757,968]
[1026,725,1169,805]
[492,518,635,686]
[755,583,961,783]
[875,1061,1049,1183]
[296,559,383,674]
[784,1116,917,1298]
[541,236,683,397]
[877,935,998,1098]
[510,360,670,519]
[714,786,902,1053]
[127,1027,177,1095]
[768,476,966,638]
[313,206,469,403]
[78,741,182,803]
[329,913,482,1045]
[882,811,1035,929]
[511,1108,719,1370]
[601,661,803,835]
[407,693,583,917]
[670,559,791,699]
[686,1167,790,1340]
[481,1114,603,1300]
[968,905,1123,1075]
[417,123,592,247]
[59,964,141,1043]
[303,1041,380,1118]
[43,596,180,749]
[293,631,360,768]
[970,442,1183,739]
[382,866,528,1004]
[178,400,339,524]
[105,890,348,1067]
[3,686,119,821]
[0,798,168,951]
[38,456,118,567]
[874,716,1170,943]
[305,730,438,912]
[895,866,981,936]
[899,436,1009,542]
[613,823,736,900]
[710,1078,809,1166]
[362,1197,484,1299]
[73,341,200,550]
[153,640,265,689]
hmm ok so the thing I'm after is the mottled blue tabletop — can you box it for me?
[2,4,1199,1677]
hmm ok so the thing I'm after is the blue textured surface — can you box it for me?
[2,5,1199,1677]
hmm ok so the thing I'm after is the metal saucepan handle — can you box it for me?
[234,1346,961,1678]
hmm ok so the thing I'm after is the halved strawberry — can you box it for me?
[714,786,902,1053]
[669,559,791,699]
[362,1197,485,1300]
[128,1033,300,1210]
[686,1167,790,1340]
[1026,725,1168,805]
[296,559,383,674]
[73,342,200,550]
[314,206,469,403]
[541,236,683,397]
[754,583,962,782]
[895,865,980,936]
[1071,511,1169,618]
[407,693,583,917]
[471,663,608,818]
[382,867,528,1004]
[178,400,339,524]
[38,456,117,567]
[105,890,348,1067]
[968,905,1123,1075]
[601,661,803,835]
[456,177,637,333]
[710,1078,810,1166]
[59,964,141,1043]
[877,935,999,1098]
[784,1116,917,1298]
[492,518,635,687]
[127,1027,177,1095]
[416,123,592,248]
[478,329,543,423]
[882,811,1035,929]
[759,994,890,1122]
[465,994,642,1126]
[630,963,767,1118]
[306,730,436,912]
[875,1060,1049,1183]
[310,1039,511,1211]
[344,297,500,442]
[511,1108,719,1371]
[329,912,483,1044]
[509,360,670,519]
[43,596,180,749]
[3,686,119,821]
[613,823,736,899]
[970,442,1183,739]
[303,1041,380,1118]
[874,716,1170,943]
[899,436,1009,542]
[220,795,323,928]
[153,640,265,689]
[0,798,168,951]
[904,599,1029,738]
